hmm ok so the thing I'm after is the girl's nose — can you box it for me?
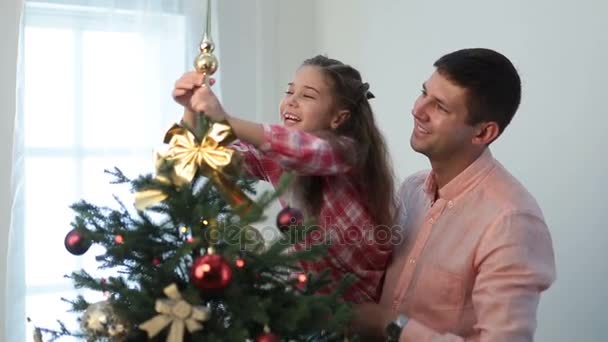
[284,94,298,108]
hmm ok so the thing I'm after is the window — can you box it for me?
[16,0,204,338]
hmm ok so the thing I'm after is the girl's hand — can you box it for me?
[173,71,223,126]
[190,80,227,122]
[172,71,205,112]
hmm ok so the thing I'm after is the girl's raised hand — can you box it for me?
[190,77,226,122]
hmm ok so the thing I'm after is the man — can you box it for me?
[351,48,556,341]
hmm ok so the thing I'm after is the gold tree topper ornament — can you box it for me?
[194,0,218,83]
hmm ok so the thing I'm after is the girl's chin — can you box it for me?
[283,120,301,129]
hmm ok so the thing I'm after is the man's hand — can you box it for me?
[350,303,392,341]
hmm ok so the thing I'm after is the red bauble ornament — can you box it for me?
[191,253,233,291]
[255,332,280,342]
[276,206,304,232]
[64,228,92,255]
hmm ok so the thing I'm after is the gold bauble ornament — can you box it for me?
[194,52,218,75]
[194,33,218,75]
[80,301,129,341]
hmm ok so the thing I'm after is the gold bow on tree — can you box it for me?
[134,122,254,214]
[139,284,210,342]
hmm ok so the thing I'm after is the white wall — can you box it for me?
[311,0,608,341]
[216,0,317,123]
[1,0,23,340]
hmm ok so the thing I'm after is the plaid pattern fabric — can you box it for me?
[232,124,391,303]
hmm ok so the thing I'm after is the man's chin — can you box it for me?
[410,136,423,152]
[410,140,431,157]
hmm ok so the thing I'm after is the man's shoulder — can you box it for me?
[398,170,430,196]
[482,161,544,218]
[401,169,430,188]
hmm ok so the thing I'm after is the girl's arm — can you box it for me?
[229,141,272,182]
[185,106,354,176]
[184,107,266,148]
[254,124,354,176]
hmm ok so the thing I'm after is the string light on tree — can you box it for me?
[255,326,280,342]
[114,235,124,244]
[297,273,308,283]
[296,273,308,290]
[100,278,109,298]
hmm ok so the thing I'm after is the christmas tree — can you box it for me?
[31,4,354,341]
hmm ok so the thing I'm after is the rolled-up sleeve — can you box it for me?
[258,124,354,175]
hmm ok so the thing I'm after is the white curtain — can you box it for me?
[5,0,209,340]
[2,1,25,341]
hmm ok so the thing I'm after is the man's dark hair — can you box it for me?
[434,48,521,135]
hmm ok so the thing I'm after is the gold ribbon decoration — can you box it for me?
[134,122,255,213]
[139,283,211,342]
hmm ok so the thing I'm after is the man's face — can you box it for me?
[410,71,478,162]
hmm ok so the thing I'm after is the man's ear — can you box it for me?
[331,109,351,130]
[472,121,500,145]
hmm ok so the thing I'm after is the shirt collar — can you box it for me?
[424,148,496,201]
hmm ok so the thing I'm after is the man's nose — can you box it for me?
[412,98,430,121]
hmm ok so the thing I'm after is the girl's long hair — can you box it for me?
[291,55,396,229]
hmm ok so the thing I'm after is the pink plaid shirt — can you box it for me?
[232,124,391,303]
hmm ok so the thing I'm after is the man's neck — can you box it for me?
[430,148,485,190]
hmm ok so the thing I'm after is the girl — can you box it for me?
[173,55,395,303]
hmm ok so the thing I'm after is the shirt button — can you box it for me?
[429,218,435,224]
[448,201,454,208]
[409,258,416,264]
